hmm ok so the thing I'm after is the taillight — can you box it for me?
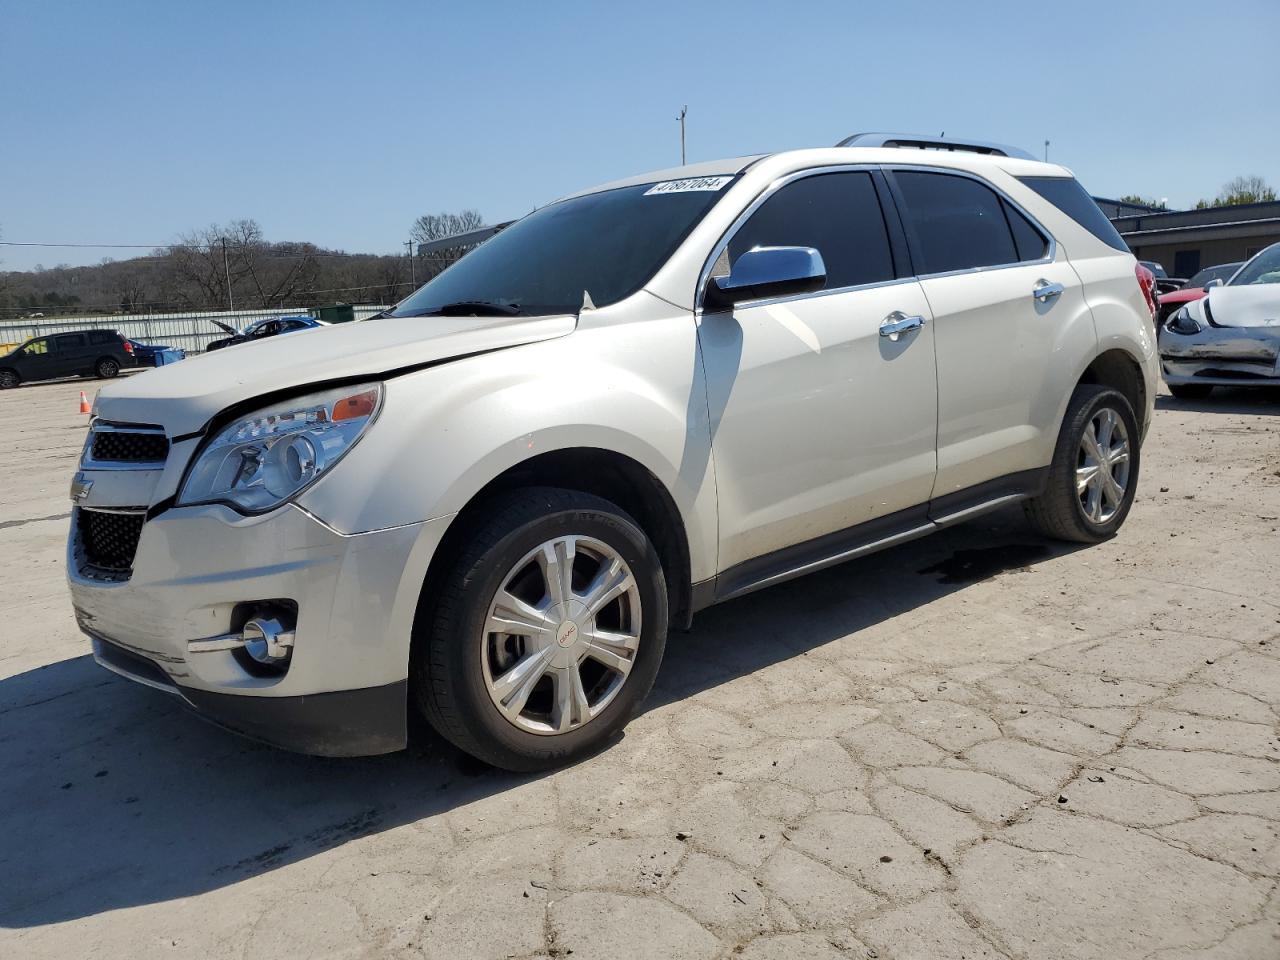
[122,339,134,354]
[1135,263,1157,318]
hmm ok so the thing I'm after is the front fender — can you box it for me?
[297,312,718,582]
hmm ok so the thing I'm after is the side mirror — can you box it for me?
[1204,278,1224,290]
[706,246,826,310]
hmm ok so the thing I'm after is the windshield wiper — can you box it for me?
[401,300,523,317]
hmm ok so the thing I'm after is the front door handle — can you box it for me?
[1033,280,1065,303]
[879,311,926,342]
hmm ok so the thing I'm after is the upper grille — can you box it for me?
[77,508,145,574]
[90,429,168,464]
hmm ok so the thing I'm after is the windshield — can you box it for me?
[1230,245,1280,286]
[1187,263,1241,287]
[391,178,735,318]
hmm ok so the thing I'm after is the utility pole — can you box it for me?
[221,237,234,312]
[405,240,416,287]
[677,105,687,165]
[1044,140,1050,162]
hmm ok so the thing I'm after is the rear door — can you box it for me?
[699,168,939,571]
[887,168,1095,503]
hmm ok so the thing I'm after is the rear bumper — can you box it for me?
[92,633,407,756]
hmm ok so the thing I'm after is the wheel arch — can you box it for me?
[1076,348,1147,426]
[417,447,696,636]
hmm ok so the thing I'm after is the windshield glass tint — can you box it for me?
[1230,246,1280,286]
[391,180,733,317]
[1188,264,1240,287]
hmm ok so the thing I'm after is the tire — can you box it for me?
[1168,383,1213,400]
[95,357,120,379]
[1024,385,1141,544]
[413,487,669,772]
[0,369,18,390]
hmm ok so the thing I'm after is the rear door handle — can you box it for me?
[1033,280,1065,303]
[879,311,926,342]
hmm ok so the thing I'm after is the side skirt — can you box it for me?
[696,468,1048,609]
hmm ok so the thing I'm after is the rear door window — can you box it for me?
[54,333,87,353]
[892,171,1019,274]
[1018,176,1130,252]
[728,171,896,290]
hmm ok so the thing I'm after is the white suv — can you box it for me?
[68,134,1157,770]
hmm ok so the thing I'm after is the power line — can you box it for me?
[0,280,424,316]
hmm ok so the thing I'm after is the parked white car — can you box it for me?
[1159,241,1280,397]
[68,134,1157,770]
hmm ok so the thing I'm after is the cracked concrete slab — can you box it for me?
[4,381,1280,959]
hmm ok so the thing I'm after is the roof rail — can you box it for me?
[835,132,1036,161]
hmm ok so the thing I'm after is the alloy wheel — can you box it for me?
[1077,407,1131,524]
[481,535,641,736]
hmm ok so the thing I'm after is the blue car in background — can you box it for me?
[127,340,185,366]
[206,315,323,351]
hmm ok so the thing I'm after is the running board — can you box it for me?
[707,469,1047,606]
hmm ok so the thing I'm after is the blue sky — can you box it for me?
[2,0,1277,271]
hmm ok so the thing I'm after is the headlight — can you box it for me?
[178,383,383,513]
[1166,307,1201,335]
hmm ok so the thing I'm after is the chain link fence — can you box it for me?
[0,305,391,354]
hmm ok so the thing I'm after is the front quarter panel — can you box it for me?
[296,295,718,582]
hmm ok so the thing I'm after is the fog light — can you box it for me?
[242,617,295,665]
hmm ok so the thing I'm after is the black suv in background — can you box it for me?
[0,329,137,389]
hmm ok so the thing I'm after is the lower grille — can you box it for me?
[78,508,145,574]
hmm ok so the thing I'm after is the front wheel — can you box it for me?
[1024,385,1140,543]
[0,369,18,389]
[413,487,668,772]
[95,358,120,379]
[1168,383,1213,400]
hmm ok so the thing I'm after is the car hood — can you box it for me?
[1206,285,1280,328]
[94,314,577,435]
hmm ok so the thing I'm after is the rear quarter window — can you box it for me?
[1018,176,1129,252]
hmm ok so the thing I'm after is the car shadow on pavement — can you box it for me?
[0,506,1077,928]
[650,505,1077,710]
[1157,386,1280,416]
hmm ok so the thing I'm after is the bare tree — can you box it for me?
[165,219,320,309]
[1195,175,1277,208]
[410,209,485,276]
[115,264,149,313]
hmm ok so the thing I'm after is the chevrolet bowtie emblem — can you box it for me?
[70,473,93,503]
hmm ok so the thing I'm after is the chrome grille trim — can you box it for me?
[82,421,169,469]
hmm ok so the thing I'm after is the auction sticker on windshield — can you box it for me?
[643,176,734,195]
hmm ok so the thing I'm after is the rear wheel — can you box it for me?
[0,369,18,389]
[413,487,668,772]
[95,357,120,379]
[1025,385,1140,543]
[1168,383,1213,400]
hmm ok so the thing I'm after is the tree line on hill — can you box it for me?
[0,211,484,319]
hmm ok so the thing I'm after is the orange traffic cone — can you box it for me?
[79,391,91,415]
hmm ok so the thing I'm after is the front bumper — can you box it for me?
[1159,325,1280,386]
[69,502,448,756]
[91,634,408,755]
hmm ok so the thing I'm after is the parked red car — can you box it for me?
[1156,262,1242,326]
